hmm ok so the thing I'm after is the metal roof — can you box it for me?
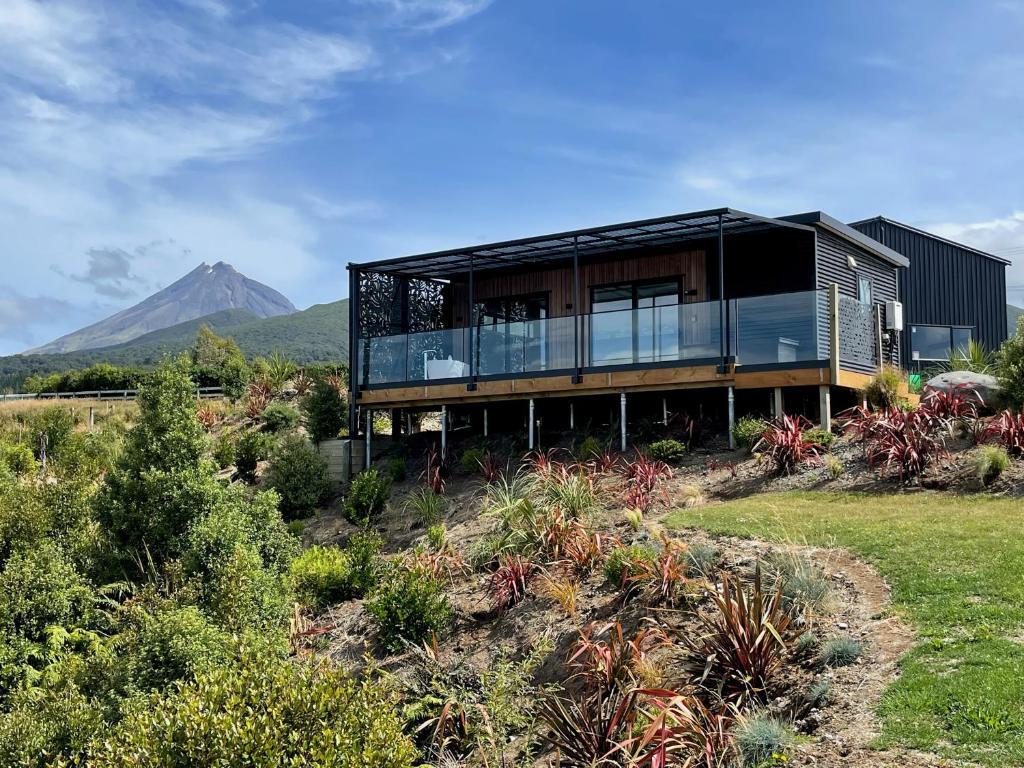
[848,216,1011,265]
[780,211,910,268]
[351,207,814,279]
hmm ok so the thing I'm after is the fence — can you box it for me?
[0,386,224,402]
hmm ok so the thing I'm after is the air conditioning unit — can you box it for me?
[885,300,904,331]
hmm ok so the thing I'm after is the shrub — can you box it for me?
[998,317,1024,409]
[1,442,37,476]
[803,427,835,449]
[575,435,604,461]
[0,684,103,766]
[603,544,657,588]
[621,453,672,513]
[211,432,236,470]
[754,415,824,475]
[982,410,1024,457]
[974,445,1010,486]
[289,545,353,610]
[235,430,271,482]
[863,365,906,409]
[124,603,232,692]
[366,564,453,652]
[645,438,686,463]
[824,454,844,480]
[460,446,485,473]
[344,530,384,597]
[863,408,948,481]
[681,568,802,704]
[344,469,390,526]
[28,406,75,461]
[260,402,300,434]
[404,487,445,527]
[301,378,347,443]
[266,434,331,520]
[426,524,446,551]
[733,415,768,451]
[92,650,417,768]
[734,713,791,767]
[816,635,863,668]
[385,456,406,482]
[487,553,536,613]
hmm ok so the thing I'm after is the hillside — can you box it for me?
[1009,304,1023,336]
[29,261,296,354]
[0,299,348,391]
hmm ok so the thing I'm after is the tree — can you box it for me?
[301,378,347,443]
[997,317,1024,409]
[191,327,250,399]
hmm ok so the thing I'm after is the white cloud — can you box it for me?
[359,0,492,31]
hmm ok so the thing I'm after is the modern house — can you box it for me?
[849,216,1009,368]
[346,207,963,455]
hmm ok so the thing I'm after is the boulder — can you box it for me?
[925,370,1001,405]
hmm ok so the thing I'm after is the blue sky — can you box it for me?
[1,0,1023,354]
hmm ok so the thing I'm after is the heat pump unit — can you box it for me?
[885,300,904,331]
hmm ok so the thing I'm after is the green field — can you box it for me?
[666,492,1024,766]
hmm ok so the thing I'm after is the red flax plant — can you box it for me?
[568,621,669,692]
[487,553,537,614]
[862,408,948,482]
[621,453,672,513]
[629,536,692,607]
[195,402,219,431]
[477,450,503,483]
[982,410,1024,457]
[243,376,273,419]
[681,566,802,705]
[421,444,447,494]
[753,414,824,475]
[919,384,982,437]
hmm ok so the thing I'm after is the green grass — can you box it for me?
[666,491,1024,766]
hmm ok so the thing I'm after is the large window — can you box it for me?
[910,325,972,362]
[590,280,680,366]
[473,294,548,375]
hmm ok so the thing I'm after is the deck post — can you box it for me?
[619,392,627,452]
[727,386,736,449]
[772,387,784,418]
[569,402,575,431]
[365,409,372,470]
[819,385,832,431]
[572,236,582,383]
[528,399,535,450]
[829,283,840,386]
[662,397,668,427]
[441,405,448,458]
[406,412,413,435]
[483,407,489,437]
[348,266,360,452]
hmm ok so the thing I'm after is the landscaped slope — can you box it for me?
[667,491,1024,766]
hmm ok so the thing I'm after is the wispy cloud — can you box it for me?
[358,0,493,31]
[53,247,150,300]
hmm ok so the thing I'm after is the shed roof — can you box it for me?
[848,215,1011,266]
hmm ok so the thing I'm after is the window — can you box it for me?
[910,325,973,361]
[473,295,548,375]
[857,276,872,306]
[590,280,681,366]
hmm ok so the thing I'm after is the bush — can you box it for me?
[91,650,417,768]
[0,684,103,766]
[803,427,835,449]
[366,564,453,653]
[1,442,37,476]
[575,435,604,461]
[460,446,485,473]
[289,545,353,610]
[343,469,390,526]
[754,415,824,475]
[28,406,75,461]
[211,432,236,470]
[734,713,791,767]
[645,438,686,462]
[816,635,863,668]
[385,455,406,482]
[344,530,383,597]
[235,430,271,482]
[603,544,657,587]
[733,416,768,451]
[260,402,300,434]
[974,445,1010,487]
[998,317,1024,409]
[426,524,446,551]
[301,379,347,443]
[266,434,330,520]
[863,365,905,409]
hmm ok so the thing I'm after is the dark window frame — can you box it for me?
[909,323,974,362]
[588,277,685,365]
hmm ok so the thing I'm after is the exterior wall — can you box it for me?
[815,229,900,372]
[851,218,1008,356]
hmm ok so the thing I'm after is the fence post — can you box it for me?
[829,283,840,386]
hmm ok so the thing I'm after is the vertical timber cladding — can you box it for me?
[815,230,900,370]
[850,218,1009,354]
[449,248,708,369]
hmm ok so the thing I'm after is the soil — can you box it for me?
[295,432,981,767]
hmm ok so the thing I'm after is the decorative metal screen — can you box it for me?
[838,296,877,370]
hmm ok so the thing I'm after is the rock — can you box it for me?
[837,622,849,630]
[925,370,1001,405]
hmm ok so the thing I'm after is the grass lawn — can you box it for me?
[665,491,1024,766]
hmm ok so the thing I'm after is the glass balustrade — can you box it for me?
[586,299,722,367]
[730,289,823,365]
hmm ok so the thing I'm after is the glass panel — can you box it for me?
[359,334,409,385]
[911,325,952,361]
[732,290,820,365]
[592,285,632,313]
[407,328,469,381]
[858,276,872,306]
[588,300,721,367]
[473,315,574,375]
[951,328,972,356]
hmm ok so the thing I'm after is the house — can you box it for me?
[849,216,1009,369]
[346,207,997,458]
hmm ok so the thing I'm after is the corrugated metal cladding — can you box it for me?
[815,230,901,372]
[851,218,1008,354]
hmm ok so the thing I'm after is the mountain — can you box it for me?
[1009,304,1024,337]
[0,300,348,391]
[28,261,296,354]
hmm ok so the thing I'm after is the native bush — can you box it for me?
[301,378,347,443]
[645,438,687,462]
[426,524,447,551]
[803,427,835,449]
[1,442,37,476]
[460,446,485,473]
[754,415,825,475]
[366,564,453,653]
[235,429,271,482]
[998,317,1024,409]
[733,415,768,451]
[91,650,417,768]
[404,486,445,527]
[862,408,948,481]
[260,402,300,434]
[343,469,390,526]
[863,365,906,409]
[575,435,604,462]
[343,530,384,597]
[385,455,406,482]
[211,432,236,470]
[289,545,353,610]
[28,406,75,461]
[266,433,330,520]
[982,410,1024,457]
[974,445,1010,487]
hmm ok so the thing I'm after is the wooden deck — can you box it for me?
[355,363,866,409]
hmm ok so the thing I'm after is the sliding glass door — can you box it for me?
[590,280,680,366]
[474,295,548,375]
